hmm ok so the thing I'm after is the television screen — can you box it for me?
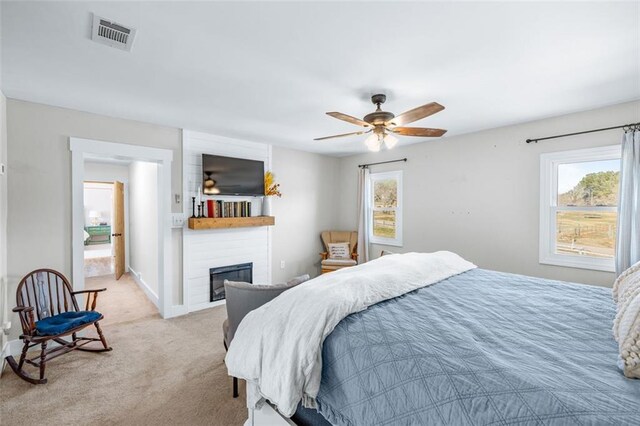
[202,154,265,196]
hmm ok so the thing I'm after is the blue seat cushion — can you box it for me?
[35,311,102,336]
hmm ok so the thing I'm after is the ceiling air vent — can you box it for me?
[91,14,136,52]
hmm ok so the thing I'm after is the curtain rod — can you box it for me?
[358,158,407,168]
[526,122,640,144]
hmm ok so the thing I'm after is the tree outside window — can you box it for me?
[369,171,403,246]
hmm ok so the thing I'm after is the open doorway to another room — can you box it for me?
[71,138,174,319]
[80,156,160,318]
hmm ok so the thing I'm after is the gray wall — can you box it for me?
[271,146,340,282]
[0,2,7,358]
[0,92,7,355]
[338,100,640,287]
[5,100,183,340]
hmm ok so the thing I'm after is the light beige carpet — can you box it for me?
[0,274,247,425]
[84,256,115,278]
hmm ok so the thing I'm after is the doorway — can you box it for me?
[70,138,174,318]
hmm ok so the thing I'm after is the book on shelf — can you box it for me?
[204,200,253,218]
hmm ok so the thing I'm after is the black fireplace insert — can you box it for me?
[209,262,253,302]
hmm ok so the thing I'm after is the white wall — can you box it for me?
[271,145,341,282]
[83,182,112,226]
[337,100,640,287]
[128,161,159,301]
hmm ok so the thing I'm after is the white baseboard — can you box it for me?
[128,267,159,308]
[1,331,91,369]
[5,339,23,358]
[188,299,226,313]
[1,340,10,376]
[169,304,189,317]
[2,338,30,361]
[2,335,81,359]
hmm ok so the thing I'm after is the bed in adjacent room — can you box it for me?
[226,253,640,426]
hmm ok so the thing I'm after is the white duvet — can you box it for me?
[224,251,476,417]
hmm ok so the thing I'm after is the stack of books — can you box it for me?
[206,200,252,218]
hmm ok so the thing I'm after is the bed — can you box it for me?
[227,254,640,425]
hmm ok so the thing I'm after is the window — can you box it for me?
[368,171,403,246]
[540,145,620,272]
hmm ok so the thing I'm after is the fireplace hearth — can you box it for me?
[209,262,253,302]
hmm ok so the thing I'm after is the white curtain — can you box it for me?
[616,129,640,275]
[357,167,370,263]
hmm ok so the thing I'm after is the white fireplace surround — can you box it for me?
[182,130,272,312]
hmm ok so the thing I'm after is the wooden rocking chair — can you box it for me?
[5,269,112,384]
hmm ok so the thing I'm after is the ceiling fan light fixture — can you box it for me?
[368,142,381,152]
[365,133,381,151]
[315,95,447,150]
[383,133,399,149]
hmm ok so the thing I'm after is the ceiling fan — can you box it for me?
[315,94,447,151]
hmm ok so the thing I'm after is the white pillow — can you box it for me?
[613,260,640,305]
[328,242,350,259]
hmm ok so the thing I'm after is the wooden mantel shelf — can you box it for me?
[188,216,275,230]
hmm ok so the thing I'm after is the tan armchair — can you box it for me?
[320,231,358,274]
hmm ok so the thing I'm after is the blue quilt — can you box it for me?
[315,269,640,425]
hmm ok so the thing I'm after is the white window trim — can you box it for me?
[539,145,620,272]
[368,170,403,247]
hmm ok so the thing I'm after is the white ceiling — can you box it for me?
[2,1,639,155]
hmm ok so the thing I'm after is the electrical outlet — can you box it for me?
[3,321,12,335]
[280,260,285,269]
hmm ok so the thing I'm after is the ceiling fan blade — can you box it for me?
[387,102,444,126]
[391,127,447,137]
[326,112,371,127]
[314,130,368,141]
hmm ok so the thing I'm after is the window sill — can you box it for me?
[370,237,403,247]
[539,255,615,273]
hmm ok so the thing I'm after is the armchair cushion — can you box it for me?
[321,258,357,267]
[35,311,102,336]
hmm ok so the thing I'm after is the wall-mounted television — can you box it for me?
[202,154,265,196]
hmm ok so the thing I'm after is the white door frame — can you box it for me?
[70,138,174,318]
